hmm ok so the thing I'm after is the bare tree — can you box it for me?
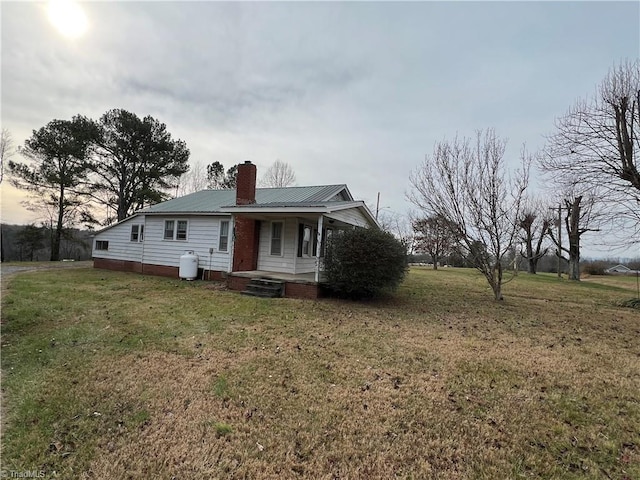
[378,211,414,253]
[409,129,530,300]
[517,198,552,274]
[176,160,210,196]
[0,128,15,184]
[540,59,640,240]
[412,214,457,270]
[259,160,296,187]
[546,191,601,281]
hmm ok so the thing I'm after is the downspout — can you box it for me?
[315,215,324,283]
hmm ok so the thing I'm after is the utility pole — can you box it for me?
[375,192,380,221]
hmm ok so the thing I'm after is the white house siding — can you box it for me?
[325,207,369,228]
[92,216,144,262]
[141,215,232,271]
[295,255,316,274]
[257,218,297,273]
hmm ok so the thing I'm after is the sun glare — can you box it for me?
[47,0,88,39]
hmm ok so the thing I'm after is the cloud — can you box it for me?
[2,1,638,255]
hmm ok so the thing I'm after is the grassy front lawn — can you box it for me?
[1,267,638,479]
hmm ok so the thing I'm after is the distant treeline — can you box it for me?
[408,252,567,273]
[1,224,93,262]
[407,252,640,275]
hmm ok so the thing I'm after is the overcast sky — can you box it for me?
[2,1,639,257]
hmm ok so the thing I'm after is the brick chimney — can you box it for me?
[236,160,257,205]
[232,161,259,272]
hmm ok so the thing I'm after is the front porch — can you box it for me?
[229,269,325,283]
[227,270,325,299]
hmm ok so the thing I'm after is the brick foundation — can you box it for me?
[142,263,180,278]
[203,270,226,281]
[283,282,320,299]
[227,276,251,292]
[93,258,228,281]
[93,258,143,274]
[94,258,320,300]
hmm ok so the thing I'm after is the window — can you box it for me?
[297,224,318,257]
[164,220,188,241]
[302,226,312,256]
[176,220,188,240]
[130,225,144,242]
[164,220,174,240]
[95,240,109,251]
[270,222,283,256]
[219,220,229,251]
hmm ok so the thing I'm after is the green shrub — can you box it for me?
[323,227,407,299]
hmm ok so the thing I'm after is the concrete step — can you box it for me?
[246,284,281,293]
[241,290,280,298]
[251,278,285,287]
[241,278,284,298]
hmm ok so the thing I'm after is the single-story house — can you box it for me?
[92,161,379,298]
[604,264,639,275]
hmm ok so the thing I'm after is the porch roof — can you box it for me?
[220,200,378,227]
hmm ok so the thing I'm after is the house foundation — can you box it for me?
[93,259,320,299]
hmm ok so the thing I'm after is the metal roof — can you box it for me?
[141,185,351,214]
[221,200,358,209]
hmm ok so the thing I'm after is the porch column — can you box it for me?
[315,215,324,282]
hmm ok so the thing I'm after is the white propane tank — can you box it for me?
[179,251,199,280]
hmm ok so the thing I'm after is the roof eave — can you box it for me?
[142,211,230,216]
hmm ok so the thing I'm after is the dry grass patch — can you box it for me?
[581,274,640,292]
[1,267,639,479]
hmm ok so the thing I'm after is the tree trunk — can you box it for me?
[525,242,536,274]
[568,254,580,281]
[566,196,582,281]
[117,179,130,221]
[491,262,504,300]
[432,254,438,270]
[51,186,64,261]
[567,234,580,280]
[51,227,61,261]
[491,282,503,300]
[568,231,580,280]
[117,203,128,222]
